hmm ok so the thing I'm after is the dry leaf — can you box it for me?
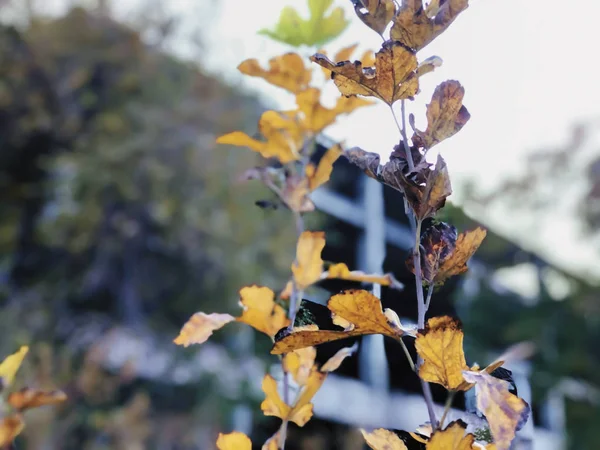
[173,313,235,347]
[8,388,68,411]
[261,372,325,427]
[320,342,358,372]
[292,231,326,290]
[361,428,408,450]
[391,0,469,51]
[238,53,311,93]
[216,110,303,164]
[407,223,486,285]
[0,414,24,447]
[306,144,343,191]
[354,0,397,36]
[416,55,443,77]
[326,262,393,286]
[426,420,475,450]
[216,431,252,450]
[238,285,290,338]
[462,371,530,450]
[412,80,470,150]
[272,290,410,354]
[415,316,469,390]
[284,347,317,386]
[311,40,418,105]
[0,346,28,387]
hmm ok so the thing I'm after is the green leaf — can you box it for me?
[259,0,349,48]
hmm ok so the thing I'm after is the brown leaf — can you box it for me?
[237,285,290,338]
[391,0,469,51]
[292,231,326,290]
[462,371,530,450]
[0,414,24,447]
[173,313,235,347]
[412,80,471,150]
[426,420,475,450]
[238,53,311,93]
[407,223,486,285]
[354,0,397,36]
[8,388,68,411]
[361,428,408,450]
[311,40,418,105]
[272,290,411,354]
[415,316,470,391]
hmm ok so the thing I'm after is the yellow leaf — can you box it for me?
[320,343,358,372]
[296,88,373,133]
[360,49,376,67]
[216,110,303,164]
[306,144,343,191]
[0,346,29,387]
[173,313,235,347]
[391,0,469,51]
[238,53,311,93]
[426,420,475,450]
[216,431,252,450]
[335,43,360,63]
[311,40,418,105]
[238,285,290,338]
[284,347,317,386]
[461,371,530,450]
[8,388,68,411]
[326,262,392,286]
[354,0,397,36]
[361,428,408,450]
[272,290,410,354]
[292,231,326,290]
[412,80,471,150]
[261,431,281,450]
[415,316,469,390]
[0,414,24,447]
[435,228,486,283]
[261,372,323,427]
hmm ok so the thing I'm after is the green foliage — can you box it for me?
[258,0,349,47]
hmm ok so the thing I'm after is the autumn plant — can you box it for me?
[175,1,531,450]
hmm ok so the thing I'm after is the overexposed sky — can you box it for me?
[10,0,600,281]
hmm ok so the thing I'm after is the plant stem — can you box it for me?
[425,284,434,312]
[393,100,439,428]
[397,337,416,373]
[438,391,456,430]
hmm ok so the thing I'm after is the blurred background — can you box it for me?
[0,0,599,449]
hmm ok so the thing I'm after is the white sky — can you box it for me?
[12,0,600,283]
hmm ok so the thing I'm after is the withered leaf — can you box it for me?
[391,0,469,52]
[426,420,475,450]
[462,370,530,450]
[361,428,408,450]
[354,0,397,36]
[238,53,311,93]
[8,388,68,411]
[306,144,343,191]
[292,231,326,290]
[174,312,235,347]
[412,80,471,150]
[416,316,469,390]
[283,347,317,386]
[319,342,358,373]
[216,431,252,450]
[272,290,411,354]
[407,223,486,285]
[0,414,24,447]
[311,40,418,105]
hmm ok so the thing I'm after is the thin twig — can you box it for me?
[425,284,434,312]
[397,337,416,373]
[438,391,456,430]
[390,103,415,171]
